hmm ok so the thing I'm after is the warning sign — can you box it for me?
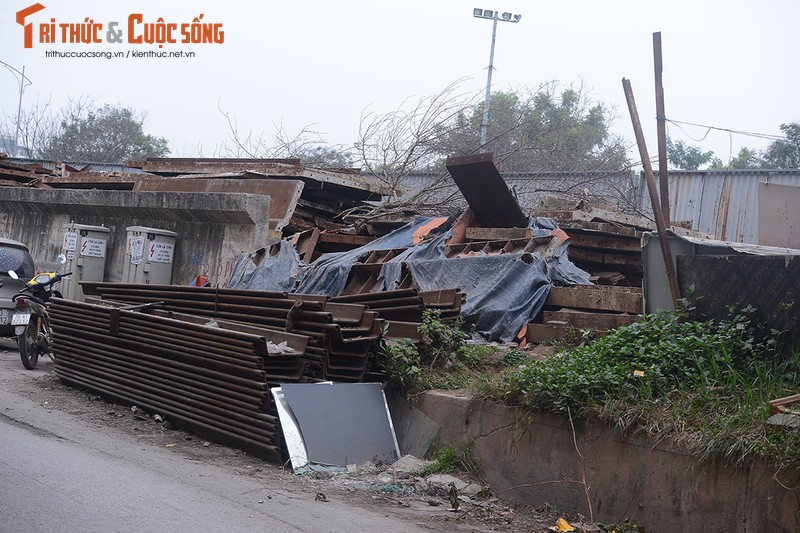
[128,236,144,265]
[80,237,106,258]
[148,242,174,264]
[63,232,78,251]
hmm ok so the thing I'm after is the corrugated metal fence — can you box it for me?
[665,170,800,243]
[401,169,800,245]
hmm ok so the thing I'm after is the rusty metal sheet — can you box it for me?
[445,153,528,228]
[132,157,393,196]
[135,176,303,232]
[40,172,159,190]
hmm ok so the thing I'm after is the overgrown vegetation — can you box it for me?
[382,303,800,469]
[418,441,481,478]
[482,304,800,469]
[382,310,499,392]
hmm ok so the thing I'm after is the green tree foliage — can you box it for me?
[723,147,763,169]
[41,104,169,163]
[762,122,800,169]
[666,138,721,170]
[434,83,629,172]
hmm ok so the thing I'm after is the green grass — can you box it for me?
[481,305,800,470]
[418,441,481,477]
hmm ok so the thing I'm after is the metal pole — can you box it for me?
[0,60,32,156]
[14,65,26,154]
[479,12,498,148]
[653,32,670,224]
[622,78,682,309]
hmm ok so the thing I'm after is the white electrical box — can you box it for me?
[123,226,177,285]
[61,223,111,302]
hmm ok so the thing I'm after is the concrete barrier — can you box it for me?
[411,390,798,531]
[0,188,270,286]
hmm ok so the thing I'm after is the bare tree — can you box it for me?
[220,108,354,168]
[353,79,477,200]
[342,80,635,222]
[1,96,63,157]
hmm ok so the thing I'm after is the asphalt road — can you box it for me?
[0,340,432,533]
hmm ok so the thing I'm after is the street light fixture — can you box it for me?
[0,60,32,156]
[473,8,521,148]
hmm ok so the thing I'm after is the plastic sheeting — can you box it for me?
[374,218,590,341]
[295,216,441,296]
[408,253,551,341]
[226,214,591,342]
[227,240,307,292]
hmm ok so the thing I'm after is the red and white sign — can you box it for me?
[80,237,106,258]
[148,242,174,264]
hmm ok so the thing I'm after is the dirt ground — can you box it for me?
[6,349,593,533]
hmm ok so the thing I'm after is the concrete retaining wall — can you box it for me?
[0,189,270,286]
[411,391,798,532]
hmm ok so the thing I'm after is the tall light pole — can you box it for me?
[473,8,521,149]
[0,60,33,156]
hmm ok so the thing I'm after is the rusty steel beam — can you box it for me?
[55,369,281,462]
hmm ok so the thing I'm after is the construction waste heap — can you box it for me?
[1,152,650,463]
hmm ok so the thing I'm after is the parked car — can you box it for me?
[0,238,36,337]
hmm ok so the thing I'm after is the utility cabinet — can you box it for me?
[123,226,177,285]
[61,223,111,302]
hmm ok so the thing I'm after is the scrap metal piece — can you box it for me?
[445,153,528,228]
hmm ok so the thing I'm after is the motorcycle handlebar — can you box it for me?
[55,272,73,283]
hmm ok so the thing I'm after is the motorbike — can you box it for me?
[9,254,70,370]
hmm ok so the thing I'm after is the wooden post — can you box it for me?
[622,78,682,308]
[653,32,670,224]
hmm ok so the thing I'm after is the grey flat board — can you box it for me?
[280,383,400,467]
[445,153,528,228]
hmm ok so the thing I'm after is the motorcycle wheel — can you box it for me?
[18,319,40,370]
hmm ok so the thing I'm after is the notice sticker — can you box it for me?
[63,232,78,251]
[80,237,106,258]
[148,242,174,264]
[128,236,144,265]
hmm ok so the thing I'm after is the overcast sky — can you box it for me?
[2,0,799,165]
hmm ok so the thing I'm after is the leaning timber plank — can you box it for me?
[543,310,641,331]
[534,208,654,231]
[465,227,533,241]
[545,286,643,314]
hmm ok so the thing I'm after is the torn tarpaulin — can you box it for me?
[227,240,307,292]
[295,216,448,296]
[377,217,590,340]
